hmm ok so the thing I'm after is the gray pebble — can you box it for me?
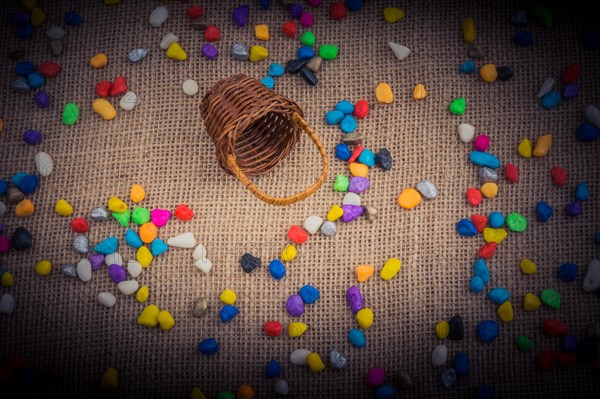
[306,56,322,72]
[441,368,457,389]
[91,207,109,221]
[416,180,437,199]
[7,187,24,204]
[46,26,66,40]
[191,20,207,31]
[62,264,77,277]
[478,167,498,183]
[364,205,378,223]
[341,132,363,145]
[467,45,483,59]
[50,40,63,56]
[193,297,208,317]
[73,234,89,254]
[231,42,249,61]
[330,348,347,369]
[511,10,528,25]
[128,48,148,63]
[584,105,600,130]
[320,221,336,236]
[397,370,414,390]
[11,77,30,93]
[537,78,554,98]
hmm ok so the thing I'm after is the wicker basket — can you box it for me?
[200,74,328,206]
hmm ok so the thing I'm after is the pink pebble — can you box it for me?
[0,236,10,254]
[473,134,490,151]
[365,368,386,388]
[150,209,171,227]
[299,12,314,27]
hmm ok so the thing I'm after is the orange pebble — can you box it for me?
[349,162,368,177]
[398,188,422,209]
[355,265,375,282]
[236,384,255,399]
[15,199,34,217]
[90,53,108,68]
[480,64,498,82]
[139,222,158,243]
[130,184,146,203]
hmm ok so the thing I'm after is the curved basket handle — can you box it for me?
[226,112,329,206]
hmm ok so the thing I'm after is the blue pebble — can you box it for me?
[456,219,478,236]
[260,76,275,89]
[27,72,45,89]
[469,151,500,169]
[150,238,169,256]
[453,352,469,377]
[268,63,284,77]
[559,262,578,282]
[348,328,366,348]
[11,172,28,186]
[335,100,354,115]
[470,276,485,293]
[9,11,30,24]
[198,338,219,355]
[488,288,510,304]
[65,11,82,26]
[297,46,314,59]
[346,0,363,11]
[18,174,38,194]
[375,384,395,399]
[0,180,8,195]
[326,110,344,125]
[536,200,553,222]
[473,259,490,283]
[577,123,600,142]
[541,91,560,109]
[299,285,320,304]
[266,359,281,378]
[35,91,49,108]
[269,259,286,280]
[18,23,33,40]
[93,237,119,255]
[260,0,270,10]
[595,232,600,245]
[125,229,143,248]
[358,148,375,167]
[219,304,239,322]
[575,182,589,201]
[477,320,500,343]
[15,61,34,76]
[476,385,495,399]
[340,115,357,133]
[335,143,351,161]
[514,31,533,46]
[459,60,476,74]
[487,212,504,228]
[562,335,578,353]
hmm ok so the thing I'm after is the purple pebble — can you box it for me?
[341,205,364,222]
[562,335,578,353]
[286,294,304,316]
[108,263,126,283]
[290,3,303,18]
[348,177,371,194]
[562,83,579,99]
[202,44,218,60]
[346,286,364,314]
[35,91,49,108]
[0,223,4,232]
[23,129,42,145]
[232,4,249,27]
[564,201,582,217]
[88,253,105,271]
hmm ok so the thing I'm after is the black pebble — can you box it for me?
[11,226,32,251]
[448,314,464,340]
[285,58,308,74]
[299,67,318,86]
[375,148,393,171]
[240,253,261,273]
[496,66,514,81]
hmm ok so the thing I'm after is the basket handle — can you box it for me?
[226,112,329,206]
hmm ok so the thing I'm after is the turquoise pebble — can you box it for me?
[150,238,168,256]
[11,172,28,186]
[536,200,553,222]
[335,100,354,115]
[326,110,344,125]
[219,304,239,322]
[459,60,476,73]
[575,182,589,201]
[375,385,395,399]
[269,259,286,280]
[348,328,366,347]
[453,352,469,377]
[27,72,45,89]
[268,63,284,77]
[260,76,275,89]
[357,148,375,167]
[488,287,510,304]
[299,285,320,304]
[340,115,357,133]
[469,276,484,292]
[93,237,119,255]
[469,151,500,169]
[488,212,504,228]
[297,46,314,59]
[541,91,560,109]
[456,219,478,236]
[335,143,351,161]
[477,320,499,343]
[198,338,219,355]
[125,229,143,248]
[473,259,490,283]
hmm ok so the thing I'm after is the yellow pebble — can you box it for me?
[383,7,404,23]
[1,272,14,287]
[255,24,269,40]
[355,265,374,282]
[533,134,552,157]
[356,308,374,329]
[497,301,514,323]
[220,289,237,305]
[93,98,116,121]
[483,227,508,244]
[523,293,541,311]
[480,182,498,198]
[30,7,46,26]
[435,320,450,339]
[157,309,175,331]
[108,196,127,213]
[35,259,52,276]
[136,246,153,268]
[137,304,160,327]
[20,0,36,10]
[190,387,208,399]
[249,46,268,62]
[288,322,308,337]
[130,184,145,203]
[90,53,108,68]
[517,138,532,158]
[327,205,344,222]
[398,188,421,209]
[349,162,368,177]
[104,0,121,4]
[462,17,476,42]
[381,258,401,280]
[281,245,297,262]
[15,198,34,217]
[519,258,537,275]
[306,352,325,373]
[136,285,149,302]
[166,42,187,61]
[100,367,118,390]
[413,83,427,100]
[54,199,74,216]
[375,82,394,103]
[480,64,497,83]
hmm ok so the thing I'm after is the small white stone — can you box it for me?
[342,192,361,206]
[105,252,123,266]
[76,259,92,282]
[458,123,475,143]
[583,259,600,292]
[167,232,196,248]
[0,201,6,217]
[303,215,323,235]
[537,78,555,98]
[35,152,53,177]
[118,280,139,296]
[119,91,139,111]
[149,6,169,27]
[0,293,16,315]
[195,258,213,273]
[274,379,289,395]
[416,180,438,199]
[584,105,600,130]
[320,221,336,236]
[289,349,311,365]
[432,344,448,366]
[46,25,66,40]
[160,33,179,50]
[182,79,199,96]
[192,244,207,260]
[388,42,410,61]
[127,260,143,278]
[98,292,117,307]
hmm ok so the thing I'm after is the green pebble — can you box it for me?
[216,392,235,399]
[529,5,553,28]
[516,335,533,351]
[449,97,466,115]
[301,31,316,46]
[540,289,560,310]
[333,174,349,192]
[131,207,150,225]
[319,44,339,60]
[62,102,79,125]
[112,209,131,228]
[506,212,528,232]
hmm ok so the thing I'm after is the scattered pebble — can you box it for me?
[583,259,600,291]
[375,82,394,103]
[149,6,169,27]
[128,48,148,63]
[388,42,410,61]
[432,344,448,366]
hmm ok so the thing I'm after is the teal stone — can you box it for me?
[93,237,118,255]
[125,229,143,248]
[358,149,375,167]
[150,238,168,256]
[469,151,500,169]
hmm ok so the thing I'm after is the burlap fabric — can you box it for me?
[1,0,599,397]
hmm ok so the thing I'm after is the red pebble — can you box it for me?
[354,100,369,119]
[543,319,568,336]
[329,1,347,20]
[550,166,567,187]
[71,217,89,233]
[348,145,364,163]
[478,242,497,259]
[466,188,483,206]
[174,204,194,221]
[536,349,554,372]
[204,25,221,42]
[263,320,282,337]
[505,163,519,183]
[6,355,27,370]
[471,214,488,233]
[553,352,576,368]
[95,80,111,97]
[39,61,61,78]
[281,21,297,38]
[561,63,581,84]
[109,76,127,97]
[187,6,203,19]
[0,364,15,382]
[288,225,308,245]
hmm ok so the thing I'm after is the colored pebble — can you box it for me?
[448,315,464,340]
[562,83,579,99]
[456,219,477,236]
[269,259,286,280]
[288,322,308,337]
[63,102,80,126]
[349,162,368,177]
[375,83,394,103]
[297,46,314,59]
[266,359,282,378]
[536,201,553,222]
[473,135,490,151]
[286,294,304,316]
[340,115,357,133]
[436,321,450,339]
[488,212,504,228]
[73,234,89,254]
[299,285,320,304]
[462,17,476,42]
[380,258,401,281]
[219,304,239,323]
[578,122,600,142]
[150,238,168,257]
[559,263,577,282]
[348,328,366,348]
[365,368,385,388]
[299,12,314,27]
[480,182,498,198]
[132,207,150,225]
[34,91,49,108]
[517,335,533,351]
[459,60,476,74]
[326,109,344,125]
[497,301,514,322]
[255,24,270,41]
[39,62,61,78]
[454,352,469,377]
[550,166,567,186]
[249,46,268,62]
[333,174,349,192]
[346,285,363,314]
[219,289,236,305]
[575,182,589,201]
[355,265,374,282]
[356,308,374,330]
[336,100,354,114]
[466,188,482,206]
[432,344,448,366]
[268,63,285,77]
[232,5,249,26]
[514,31,533,46]
[477,320,500,343]
[470,151,500,169]
[488,287,510,304]
[198,338,219,355]
[306,353,324,373]
[383,7,404,23]
[232,42,249,60]
[282,21,296,38]
[470,276,484,292]
[506,212,527,232]
[537,78,555,99]
[93,98,116,120]
[483,228,507,244]
[523,293,541,311]
[540,289,561,309]
[542,91,561,109]
[543,319,568,336]
[288,225,308,245]
[167,232,196,248]
[520,259,537,275]
[480,64,497,82]
[505,163,518,183]
[330,349,347,369]
[449,97,466,115]
[236,385,254,399]
[341,205,363,222]
[280,244,297,262]
[319,44,339,60]
[398,188,421,209]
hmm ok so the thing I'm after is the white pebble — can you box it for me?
[98,292,117,307]
[118,280,139,296]
[76,259,92,282]
[388,42,410,61]
[167,232,196,248]
[149,6,169,27]
[119,91,139,111]
[0,293,15,315]
[416,179,438,199]
[274,379,289,395]
[432,344,448,366]
[0,201,6,217]
[303,215,323,235]
[195,258,213,273]
[105,252,123,266]
[583,259,600,292]
[35,152,53,177]
[192,244,207,260]
[127,260,143,278]
[342,192,361,206]
[160,33,179,50]
[536,78,555,98]
[46,25,66,40]
[320,221,336,236]
[458,123,475,143]
[182,79,199,96]
[584,105,600,130]
[289,349,311,365]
